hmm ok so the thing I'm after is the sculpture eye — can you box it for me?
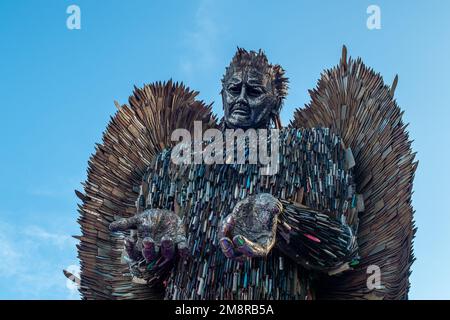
[228,84,241,95]
[247,86,264,97]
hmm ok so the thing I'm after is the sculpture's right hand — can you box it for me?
[218,193,282,261]
[109,209,188,269]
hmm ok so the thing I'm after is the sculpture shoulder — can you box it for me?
[280,127,345,150]
[279,127,350,168]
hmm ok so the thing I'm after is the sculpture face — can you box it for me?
[222,68,278,129]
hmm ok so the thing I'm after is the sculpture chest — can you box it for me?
[140,128,354,299]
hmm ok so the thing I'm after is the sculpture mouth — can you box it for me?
[231,103,250,117]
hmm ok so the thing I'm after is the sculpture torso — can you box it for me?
[139,127,355,300]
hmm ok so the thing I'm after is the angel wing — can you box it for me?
[290,46,417,300]
[72,81,217,299]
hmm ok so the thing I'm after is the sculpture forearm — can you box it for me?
[276,200,359,275]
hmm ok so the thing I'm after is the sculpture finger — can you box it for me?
[124,236,140,261]
[160,236,175,260]
[219,237,243,260]
[109,215,140,232]
[233,234,269,258]
[142,237,158,263]
[218,214,235,239]
[177,241,189,259]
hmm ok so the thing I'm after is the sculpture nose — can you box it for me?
[236,85,248,104]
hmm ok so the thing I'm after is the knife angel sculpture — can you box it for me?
[68,46,416,300]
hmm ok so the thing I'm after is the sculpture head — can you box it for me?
[221,48,288,129]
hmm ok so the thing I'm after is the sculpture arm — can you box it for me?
[276,200,359,275]
[108,150,189,285]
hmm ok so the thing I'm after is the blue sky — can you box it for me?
[0,0,449,299]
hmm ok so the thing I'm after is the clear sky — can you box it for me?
[0,0,449,299]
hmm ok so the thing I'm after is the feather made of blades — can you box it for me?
[290,46,417,300]
[74,81,217,299]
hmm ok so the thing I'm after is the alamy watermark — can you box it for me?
[66,5,81,30]
[367,5,381,30]
[367,265,384,290]
[171,121,280,175]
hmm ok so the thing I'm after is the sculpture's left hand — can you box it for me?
[218,193,283,260]
[109,209,188,270]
